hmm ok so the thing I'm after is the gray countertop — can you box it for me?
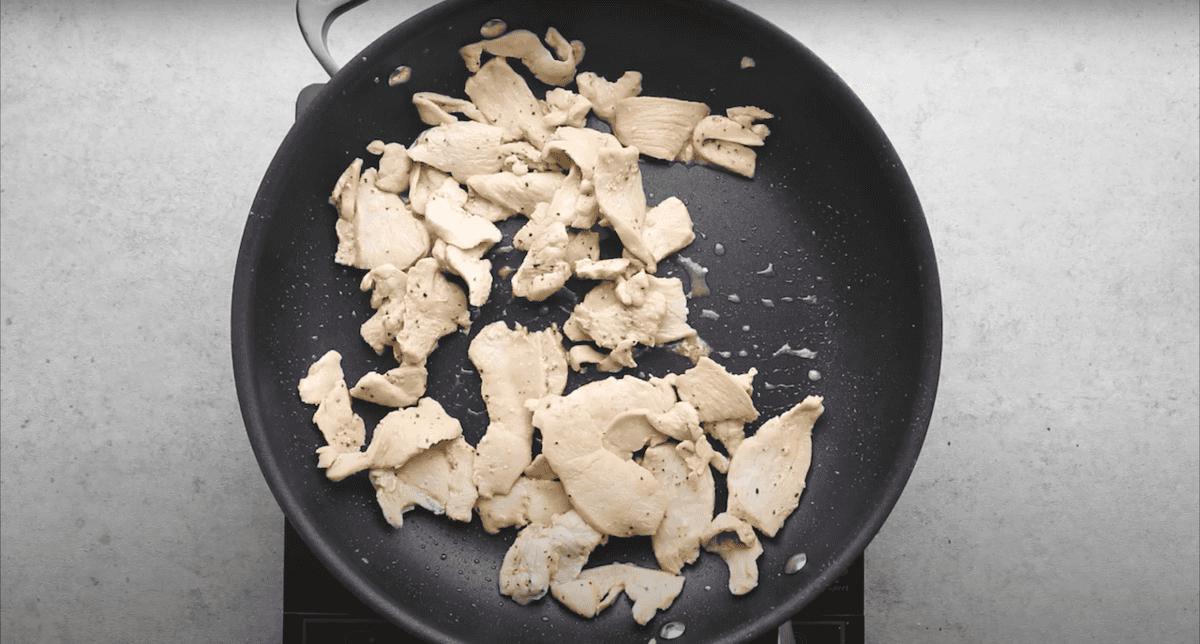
[1,1,1197,642]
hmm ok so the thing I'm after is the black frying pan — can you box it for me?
[232,1,941,642]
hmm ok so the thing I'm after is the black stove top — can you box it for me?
[283,520,863,644]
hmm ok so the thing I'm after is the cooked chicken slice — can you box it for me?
[336,167,430,271]
[611,96,709,161]
[299,351,367,468]
[369,435,477,526]
[499,510,606,605]
[701,512,763,595]
[423,178,504,250]
[726,396,824,538]
[601,409,671,460]
[349,363,426,408]
[642,443,714,574]
[576,71,642,122]
[392,257,470,366]
[406,121,508,183]
[499,140,557,174]
[358,264,408,354]
[298,349,345,404]
[643,197,695,265]
[523,453,556,480]
[431,239,493,308]
[466,170,565,217]
[573,257,633,281]
[532,377,675,536]
[550,563,685,625]
[460,27,583,87]
[476,475,572,534]
[545,164,600,230]
[704,418,746,457]
[542,126,622,182]
[465,57,554,148]
[365,140,411,194]
[325,397,462,482]
[406,163,451,216]
[565,229,600,266]
[593,145,655,270]
[672,357,759,424]
[512,219,571,302]
[563,272,695,369]
[566,343,629,373]
[469,322,569,498]
[692,108,772,178]
[542,88,592,128]
[411,91,488,127]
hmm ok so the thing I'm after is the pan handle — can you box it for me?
[296,0,372,76]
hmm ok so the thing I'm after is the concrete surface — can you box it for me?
[1,0,1196,642]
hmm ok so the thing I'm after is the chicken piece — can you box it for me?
[406,163,450,216]
[324,397,462,482]
[411,91,488,127]
[645,401,704,443]
[369,435,477,527]
[297,350,345,404]
[523,453,556,480]
[545,164,600,230]
[691,108,773,178]
[476,475,572,534]
[593,145,656,271]
[550,563,685,625]
[349,363,426,408]
[642,197,695,265]
[563,272,695,369]
[542,126,622,182]
[573,257,633,281]
[576,71,642,122]
[566,343,628,373]
[601,409,671,460]
[422,178,503,250]
[366,141,411,194]
[334,167,430,271]
[642,443,715,574]
[465,57,554,148]
[726,396,824,537]
[565,229,600,266]
[469,322,569,498]
[299,351,368,467]
[358,264,408,354]
[611,96,710,161]
[392,257,470,366]
[672,357,759,424]
[431,239,493,308]
[701,512,763,595]
[531,377,676,536]
[542,88,592,128]
[704,419,746,457]
[466,170,565,217]
[499,510,606,605]
[512,219,571,302]
[405,121,508,184]
[460,27,583,87]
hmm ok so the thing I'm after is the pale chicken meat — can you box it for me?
[324,397,462,482]
[701,512,763,595]
[469,322,569,499]
[726,396,824,538]
[336,167,431,271]
[358,264,408,355]
[499,510,606,605]
[550,563,685,625]
[691,107,773,178]
[297,351,366,466]
[642,442,715,574]
[593,144,656,270]
[411,91,488,127]
[541,88,592,128]
[460,27,584,87]
[369,435,477,527]
[392,257,470,366]
[642,196,696,266]
[365,140,411,194]
[575,71,642,122]
[422,177,504,251]
[531,376,676,536]
[511,218,572,302]
[563,271,695,370]
[611,96,710,161]
[349,363,426,408]
[466,170,565,218]
[465,57,554,148]
[672,357,759,424]
[430,239,493,308]
[476,475,572,534]
[405,121,509,184]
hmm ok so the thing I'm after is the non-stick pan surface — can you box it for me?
[233,1,941,642]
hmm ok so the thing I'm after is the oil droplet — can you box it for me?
[713,243,726,256]
[480,18,507,38]
[700,309,720,320]
[388,66,412,86]
[808,370,822,381]
[727,293,740,303]
[541,616,550,622]
[785,552,808,574]
[755,263,775,277]
[660,622,686,639]
[761,299,775,308]
[440,553,448,560]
